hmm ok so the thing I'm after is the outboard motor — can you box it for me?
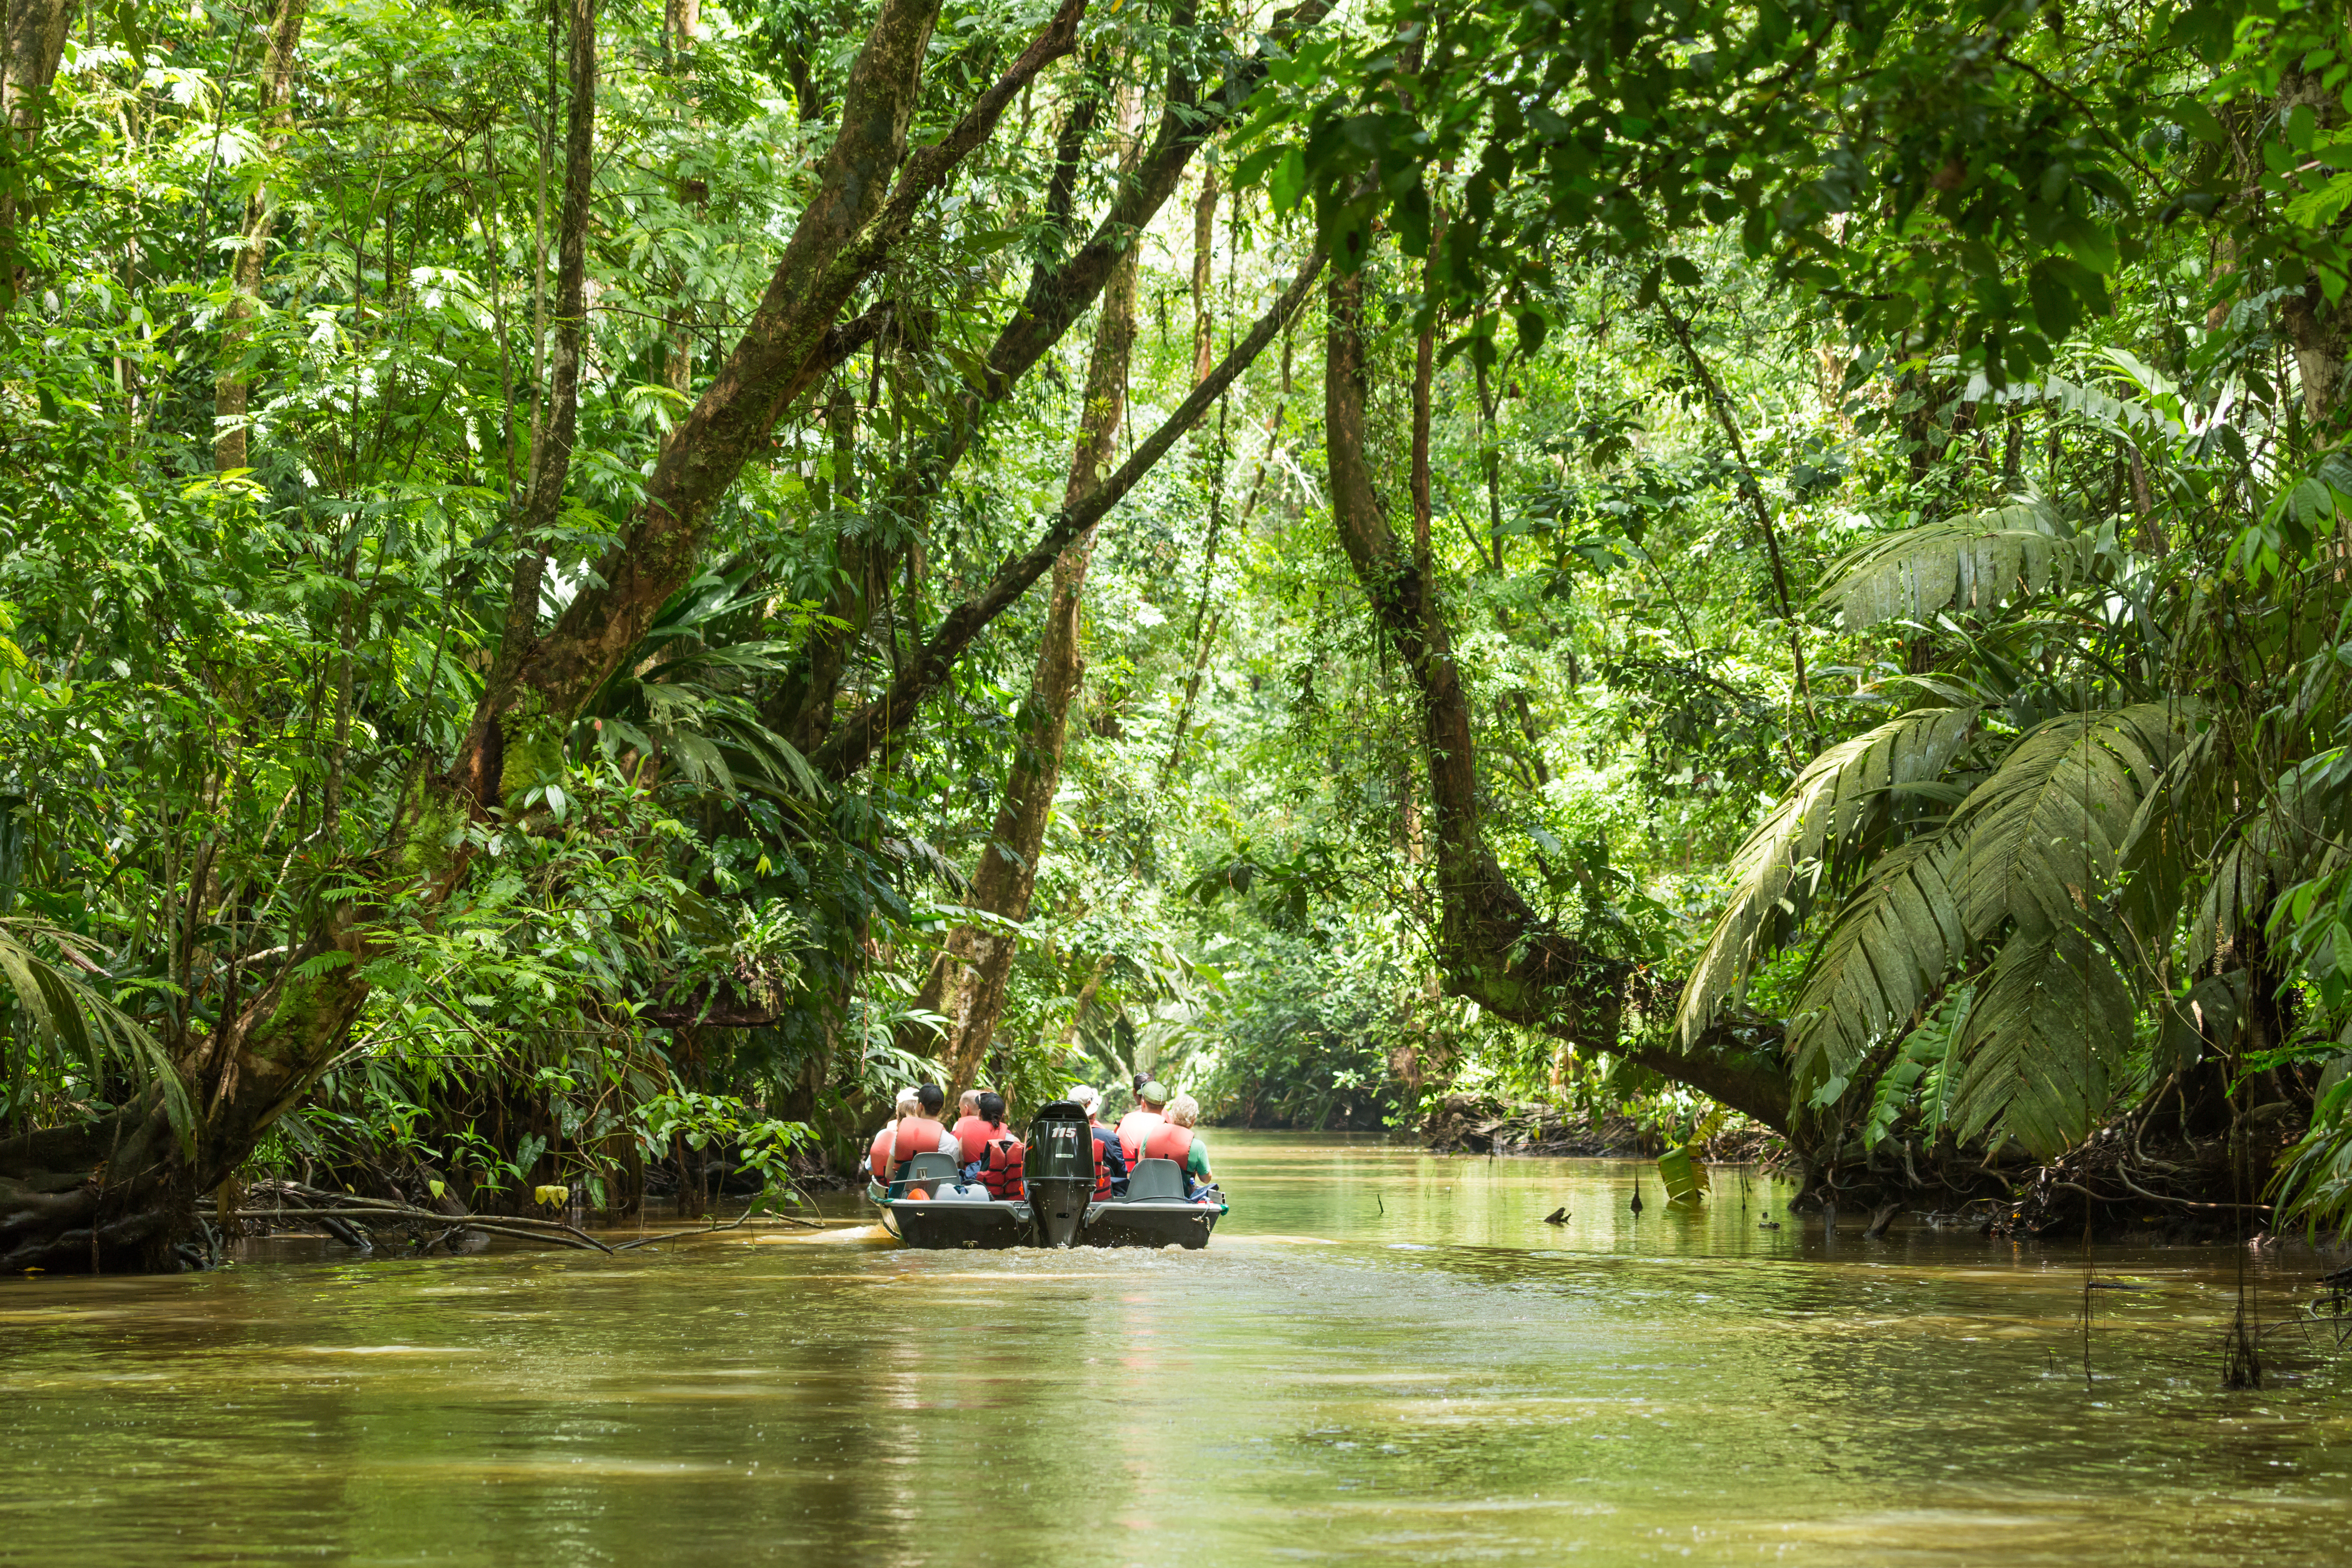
[1025,1101,1096,1248]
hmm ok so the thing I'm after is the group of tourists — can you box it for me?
[865,1078,1216,1202]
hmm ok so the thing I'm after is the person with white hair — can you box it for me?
[1140,1092,1214,1195]
[866,1087,921,1183]
[951,1088,992,1166]
[1067,1085,1127,1197]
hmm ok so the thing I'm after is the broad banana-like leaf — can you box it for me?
[1676,707,1978,1046]
[1786,834,1969,1102]
[1816,499,2087,631]
[1948,923,2136,1160]
[1948,703,2193,939]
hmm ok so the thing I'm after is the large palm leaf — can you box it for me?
[1947,923,2136,1160]
[1815,498,2090,631]
[1676,706,1978,1046]
[1785,834,1969,1104]
[0,917,193,1148]
[1946,702,2193,939]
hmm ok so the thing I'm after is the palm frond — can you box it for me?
[1676,706,1978,1046]
[1947,922,2135,1160]
[1815,498,2088,630]
[1948,702,2193,940]
[1786,833,1969,1102]
[0,917,193,1150]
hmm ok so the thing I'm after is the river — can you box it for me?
[3,1131,2346,1565]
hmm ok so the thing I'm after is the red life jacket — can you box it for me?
[867,1125,894,1182]
[890,1115,947,1176]
[1142,1121,1194,1165]
[951,1114,994,1166]
[1117,1109,1164,1167]
[980,1134,1026,1201]
[1089,1124,1116,1198]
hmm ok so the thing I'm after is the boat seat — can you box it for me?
[1125,1158,1186,1201]
[900,1152,960,1182]
[893,1151,961,1196]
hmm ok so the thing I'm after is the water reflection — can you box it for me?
[1,1132,2345,1566]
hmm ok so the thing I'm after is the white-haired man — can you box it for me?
[1141,1092,1214,1196]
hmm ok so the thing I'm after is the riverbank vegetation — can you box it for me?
[6,0,2352,1268]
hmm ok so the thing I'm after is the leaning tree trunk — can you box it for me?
[1,914,373,1273]
[1321,269,1793,1132]
[925,229,1139,1096]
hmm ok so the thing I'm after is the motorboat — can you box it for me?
[868,1099,1226,1250]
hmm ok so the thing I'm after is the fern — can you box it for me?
[1948,923,2135,1160]
[1816,498,2089,631]
[1676,706,1978,1046]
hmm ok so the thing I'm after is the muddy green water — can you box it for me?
[3,1133,2349,1566]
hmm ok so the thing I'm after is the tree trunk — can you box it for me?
[211,0,306,471]
[1322,268,1793,1132]
[2,914,373,1273]
[472,0,1083,752]
[926,228,1139,1096]
[0,0,75,307]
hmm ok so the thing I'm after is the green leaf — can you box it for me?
[1948,924,2134,1160]
[1677,707,1979,1044]
[1815,498,2084,629]
[1949,703,2196,939]
[1787,834,1969,1102]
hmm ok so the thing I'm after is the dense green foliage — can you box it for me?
[7,0,2352,1260]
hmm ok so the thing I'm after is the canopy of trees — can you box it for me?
[6,0,2352,1270]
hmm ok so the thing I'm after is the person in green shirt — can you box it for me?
[1164,1093,1214,1195]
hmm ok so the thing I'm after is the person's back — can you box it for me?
[890,1083,957,1178]
[950,1091,992,1166]
[1152,1093,1215,1198]
[1117,1081,1170,1167]
[869,1088,920,1182]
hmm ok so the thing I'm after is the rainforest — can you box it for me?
[4,0,2352,1560]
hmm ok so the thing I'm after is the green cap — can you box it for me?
[1140,1081,1169,1105]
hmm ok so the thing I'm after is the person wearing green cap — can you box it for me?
[1117,1081,1168,1168]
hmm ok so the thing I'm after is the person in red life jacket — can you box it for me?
[888,1082,958,1180]
[1117,1081,1169,1168]
[951,1089,996,1168]
[1069,1085,1127,1197]
[867,1087,920,1184]
[972,1091,1025,1200]
[1142,1093,1216,1198]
